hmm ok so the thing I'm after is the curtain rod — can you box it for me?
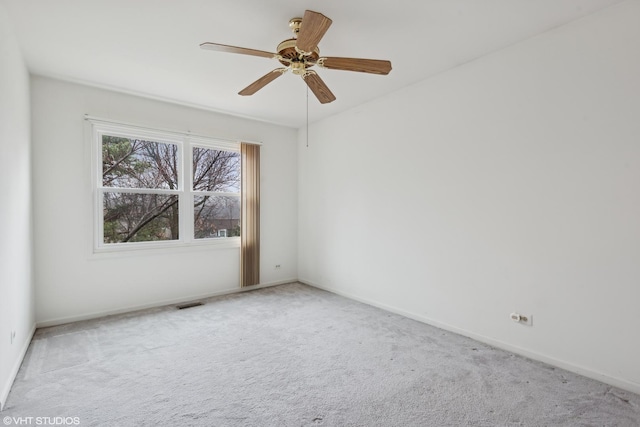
[84,114,262,145]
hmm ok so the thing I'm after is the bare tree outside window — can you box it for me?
[192,147,240,239]
[101,136,240,244]
[194,195,240,239]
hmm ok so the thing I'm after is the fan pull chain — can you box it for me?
[306,86,309,148]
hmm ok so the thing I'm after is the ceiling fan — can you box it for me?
[200,10,392,104]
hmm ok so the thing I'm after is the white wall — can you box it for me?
[32,77,298,326]
[0,4,35,410]
[299,1,640,394]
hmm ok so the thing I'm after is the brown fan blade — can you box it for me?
[318,57,392,75]
[239,69,287,96]
[200,42,276,59]
[303,71,336,104]
[296,10,332,54]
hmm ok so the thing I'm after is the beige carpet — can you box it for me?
[3,283,639,426]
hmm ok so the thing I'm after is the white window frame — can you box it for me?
[90,120,241,253]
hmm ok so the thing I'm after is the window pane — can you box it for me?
[192,147,240,193]
[102,135,179,189]
[103,192,179,243]
[194,195,240,239]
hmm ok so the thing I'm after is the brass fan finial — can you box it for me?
[289,18,302,37]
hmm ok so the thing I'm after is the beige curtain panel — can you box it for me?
[240,143,260,287]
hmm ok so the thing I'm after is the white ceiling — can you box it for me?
[2,0,624,128]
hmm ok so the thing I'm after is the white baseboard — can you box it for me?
[0,323,36,411]
[300,279,640,396]
[36,279,297,328]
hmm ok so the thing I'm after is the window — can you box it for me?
[192,145,240,240]
[92,121,241,251]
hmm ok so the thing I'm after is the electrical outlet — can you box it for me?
[510,313,533,326]
[275,264,281,269]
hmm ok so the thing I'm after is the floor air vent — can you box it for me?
[176,301,204,310]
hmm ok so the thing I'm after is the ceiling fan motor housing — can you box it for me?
[277,39,319,71]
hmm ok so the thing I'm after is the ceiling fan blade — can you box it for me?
[200,42,276,59]
[302,71,336,104]
[239,69,287,96]
[296,10,332,54]
[318,57,392,75]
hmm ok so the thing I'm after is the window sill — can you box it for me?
[90,237,240,259]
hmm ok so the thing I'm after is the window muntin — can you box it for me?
[93,123,240,251]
